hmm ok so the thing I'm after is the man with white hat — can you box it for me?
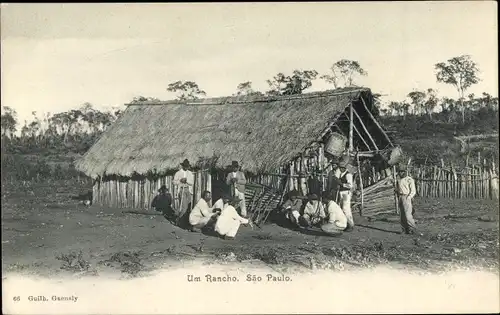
[395,164,419,235]
[333,156,355,231]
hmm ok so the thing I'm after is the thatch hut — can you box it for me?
[75,87,400,219]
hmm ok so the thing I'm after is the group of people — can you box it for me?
[152,155,420,239]
[281,155,419,236]
[151,159,251,240]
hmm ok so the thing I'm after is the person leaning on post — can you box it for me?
[226,161,247,217]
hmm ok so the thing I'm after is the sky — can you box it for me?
[1,2,498,124]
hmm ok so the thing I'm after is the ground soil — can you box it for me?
[2,180,499,278]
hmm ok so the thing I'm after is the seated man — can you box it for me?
[189,190,219,232]
[151,185,175,222]
[321,192,348,235]
[281,190,303,226]
[299,193,326,227]
[212,194,231,213]
[215,196,252,240]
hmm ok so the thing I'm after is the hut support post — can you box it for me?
[360,95,393,147]
[349,103,354,153]
[356,152,364,215]
[352,106,379,150]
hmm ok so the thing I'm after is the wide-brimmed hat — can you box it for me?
[288,189,300,198]
[338,156,350,168]
[180,159,191,167]
[308,193,319,201]
[397,164,408,172]
[231,161,240,168]
[158,185,168,192]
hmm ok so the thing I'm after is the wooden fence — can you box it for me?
[413,160,499,200]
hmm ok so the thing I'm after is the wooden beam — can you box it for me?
[349,103,354,153]
[360,95,393,147]
[352,122,371,151]
[356,151,364,216]
[352,106,379,150]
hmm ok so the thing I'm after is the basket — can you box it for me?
[325,133,347,157]
[387,146,403,166]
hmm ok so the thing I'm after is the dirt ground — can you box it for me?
[2,180,499,278]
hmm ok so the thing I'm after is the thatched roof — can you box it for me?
[75,87,377,177]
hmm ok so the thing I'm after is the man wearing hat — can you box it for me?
[395,164,418,235]
[214,195,251,240]
[151,185,174,222]
[226,161,247,217]
[333,156,355,231]
[320,191,348,235]
[174,159,195,225]
[299,193,326,227]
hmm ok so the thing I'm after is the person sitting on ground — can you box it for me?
[282,189,303,226]
[212,194,231,213]
[320,192,348,235]
[215,196,252,240]
[151,185,175,222]
[189,190,220,232]
[299,193,326,227]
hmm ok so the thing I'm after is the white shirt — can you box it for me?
[213,198,226,210]
[215,205,249,235]
[326,200,347,228]
[174,169,194,194]
[396,176,416,199]
[303,200,326,219]
[189,199,214,224]
[334,169,353,191]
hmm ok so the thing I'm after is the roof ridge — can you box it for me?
[125,87,370,107]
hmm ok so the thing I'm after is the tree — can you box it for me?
[234,81,263,97]
[266,70,318,96]
[407,90,426,115]
[435,55,480,122]
[130,96,161,103]
[423,88,439,120]
[167,81,206,101]
[1,106,18,138]
[321,59,367,88]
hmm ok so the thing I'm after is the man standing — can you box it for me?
[174,159,194,226]
[395,164,420,235]
[226,161,247,217]
[333,156,355,231]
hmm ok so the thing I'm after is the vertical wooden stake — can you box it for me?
[356,152,364,215]
[349,103,354,154]
[393,165,399,215]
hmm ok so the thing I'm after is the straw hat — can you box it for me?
[397,164,408,172]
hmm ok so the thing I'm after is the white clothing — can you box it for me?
[396,176,416,199]
[212,198,225,210]
[234,189,247,216]
[189,199,214,226]
[339,191,354,227]
[215,205,249,237]
[326,200,347,229]
[334,169,354,190]
[303,200,326,224]
[174,169,194,194]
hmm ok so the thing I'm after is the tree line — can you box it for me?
[1,55,498,157]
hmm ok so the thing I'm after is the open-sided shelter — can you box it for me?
[75,87,401,220]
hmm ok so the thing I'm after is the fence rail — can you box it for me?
[413,160,499,200]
